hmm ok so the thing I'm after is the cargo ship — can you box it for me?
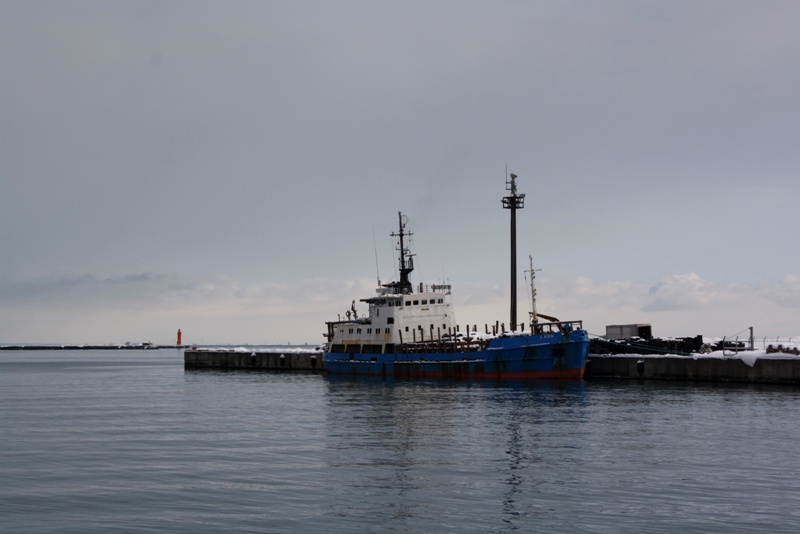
[322,174,590,379]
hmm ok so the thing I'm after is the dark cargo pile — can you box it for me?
[590,335,705,356]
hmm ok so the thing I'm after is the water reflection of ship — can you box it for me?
[324,377,589,526]
[322,379,465,521]
[495,381,589,526]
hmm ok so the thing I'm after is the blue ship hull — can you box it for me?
[323,330,590,380]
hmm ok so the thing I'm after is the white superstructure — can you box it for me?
[325,212,458,355]
[326,283,456,355]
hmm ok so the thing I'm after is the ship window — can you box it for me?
[405,326,409,332]
[348,328,353,334]
[438,299,443,304]
[413,300,419,305]
[442,324,446,330]
[367,328,371,334]
[357,328,362,334]
[421,300,427,305]
[387,318,394,324]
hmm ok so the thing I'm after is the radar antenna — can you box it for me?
[388,212,414,294]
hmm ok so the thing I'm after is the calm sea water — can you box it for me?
[2,349,800,533]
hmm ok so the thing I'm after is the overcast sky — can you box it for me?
[2,1,799,345]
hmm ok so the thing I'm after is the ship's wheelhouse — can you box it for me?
[326,284,454,356]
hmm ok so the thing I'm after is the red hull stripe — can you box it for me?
[331,367,586,380]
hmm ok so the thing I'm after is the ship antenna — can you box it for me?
[372,224,381,287]
[525,255,541,329]
[391,211,414,294]
[502,172,525,331]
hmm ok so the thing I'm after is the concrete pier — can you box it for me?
[183,350,800,384]
[586,355,800,384]
[184,350,323,371]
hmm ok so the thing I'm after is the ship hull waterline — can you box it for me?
[323,331,590,380]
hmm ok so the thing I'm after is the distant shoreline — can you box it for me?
[0,344,181,350]
[0,344,319,351]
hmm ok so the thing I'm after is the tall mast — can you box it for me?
[391,211,414,294]
[502,173,525,331]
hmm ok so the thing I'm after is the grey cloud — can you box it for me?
[0,272,374,311]
[642,273,715,312]
[763,275,800,308]
[0,273,163,302]
[3,1,800,341]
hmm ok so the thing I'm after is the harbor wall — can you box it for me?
[586,355,800,384]
[184,350,323,371]
[183,350,800,384]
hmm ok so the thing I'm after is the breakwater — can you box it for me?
[184,350,800,384]
[184,349,322,371]
[586,355,800,384]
